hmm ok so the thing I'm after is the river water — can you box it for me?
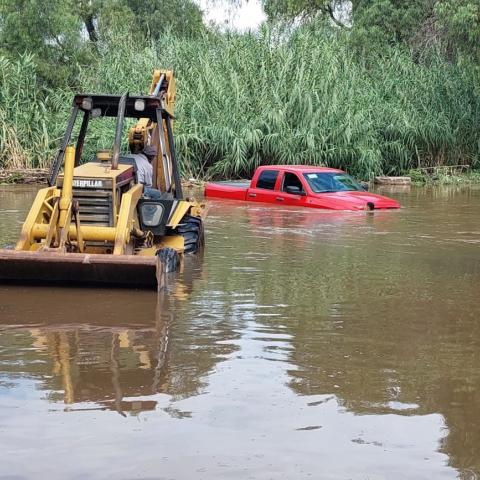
[0,184,479,480]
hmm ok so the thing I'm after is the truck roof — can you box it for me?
[257,165,344,173]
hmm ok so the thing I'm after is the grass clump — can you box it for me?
[409,168,480,185]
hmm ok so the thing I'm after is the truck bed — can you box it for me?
[204,181,249,201]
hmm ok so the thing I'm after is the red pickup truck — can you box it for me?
[205,165,400,210]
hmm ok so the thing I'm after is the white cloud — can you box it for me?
[196,0,266,31]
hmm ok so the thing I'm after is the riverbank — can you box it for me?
[408,168,480,186]
[2,167,480,187]
[0,168,49,184]
[0,168,205,188]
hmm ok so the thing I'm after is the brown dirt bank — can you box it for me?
[0,168,49,184]
[0,168,204,188]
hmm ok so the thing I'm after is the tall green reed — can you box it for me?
[2,23,479,179]
[0,54,69,169]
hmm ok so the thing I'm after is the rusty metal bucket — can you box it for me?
[0,249,162,289]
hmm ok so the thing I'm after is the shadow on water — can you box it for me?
[1,184,480,479]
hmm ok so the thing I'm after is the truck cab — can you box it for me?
[247,167,310,207]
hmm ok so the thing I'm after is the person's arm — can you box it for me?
[137,166,146,185]
[145,163,154,188]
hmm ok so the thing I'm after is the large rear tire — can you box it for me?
[175,215,204,254]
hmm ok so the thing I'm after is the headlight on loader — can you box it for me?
[140,203,164,227]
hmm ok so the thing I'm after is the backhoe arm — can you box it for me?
[128,70,181,196]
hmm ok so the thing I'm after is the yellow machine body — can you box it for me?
[0,71,205,289]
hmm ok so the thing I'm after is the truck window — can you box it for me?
[256,170,279,190]
[282,172,304,192]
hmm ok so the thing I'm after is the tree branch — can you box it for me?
[324,3,350,29]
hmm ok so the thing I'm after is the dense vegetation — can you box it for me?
[1,0,479,179]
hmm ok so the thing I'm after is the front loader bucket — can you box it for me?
[0,249,162,289]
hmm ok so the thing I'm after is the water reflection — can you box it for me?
[204,192,480,478]
[0,255,241,419]
[0,185,35,246]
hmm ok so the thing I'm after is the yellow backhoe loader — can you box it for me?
[0,70,205,289]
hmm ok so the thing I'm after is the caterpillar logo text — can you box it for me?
[73,179,105,188]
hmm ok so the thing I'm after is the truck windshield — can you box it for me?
[303,172,363,193]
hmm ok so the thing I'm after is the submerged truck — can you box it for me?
[205,165,400,210]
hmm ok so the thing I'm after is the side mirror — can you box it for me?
[285,185,306,196]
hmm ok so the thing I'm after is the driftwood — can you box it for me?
[417,165,470,173]
[0,168,49,184]
[182,178,205,188]
[374,176,412,185]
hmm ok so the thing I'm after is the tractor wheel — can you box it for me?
[175,214,204,254]
[156,247,180,273]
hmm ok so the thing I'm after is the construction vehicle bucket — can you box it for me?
[0,249,163,289]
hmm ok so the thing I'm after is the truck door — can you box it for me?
[248,169,280,204]
[276,171,308,206]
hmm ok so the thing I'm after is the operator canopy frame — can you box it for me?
[73,94,174,121]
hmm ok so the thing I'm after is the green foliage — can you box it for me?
[1,3,480,179]
[436,0,480,65]
[125,0,205,39]
[264,0,346,24]
[263,0,480,64]
[0,0,205,87]
[5,23,478,179]
[0,0,93,86]
[409,167,480,185]
[352,0,433,44]
[0,54,69,169]
[93,0,205,39]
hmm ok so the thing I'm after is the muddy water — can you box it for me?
[0,184,479,480]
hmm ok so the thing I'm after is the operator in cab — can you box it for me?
[130,145,162,200]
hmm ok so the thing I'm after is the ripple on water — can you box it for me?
[0,186,479,478]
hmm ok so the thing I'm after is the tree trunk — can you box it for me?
[84,15,97,42]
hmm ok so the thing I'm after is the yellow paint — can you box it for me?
[136,246,158,256]
[42,199,60,249]
[148,70,176,119]
[148,69,162,94]
[113,184,143,255]
[57,202,72,251]
[71,161,132,179]
[167,201,191,228]
[15,187,59,250]
[32,224,117,242]
[58,332,74,404]
[58,146,75,228]
[161,235,184,252]
[118,330,131,348]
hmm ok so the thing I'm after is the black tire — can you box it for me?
[156,247,180,273]
[175,214,204,254]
